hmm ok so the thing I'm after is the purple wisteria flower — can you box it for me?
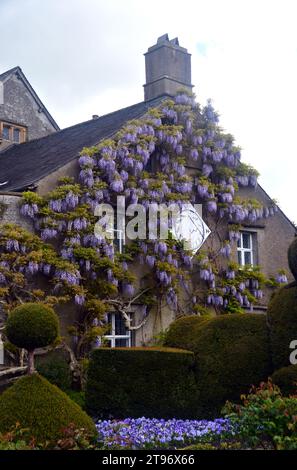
[276,272,288,284]
[20,203,39,218]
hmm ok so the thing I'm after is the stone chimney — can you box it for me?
[143,34,193,101]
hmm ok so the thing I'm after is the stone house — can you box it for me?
[0,66,59,153]
[0,35,295,349]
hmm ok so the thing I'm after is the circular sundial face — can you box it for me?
[172,203,211,253]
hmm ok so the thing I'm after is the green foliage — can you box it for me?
[0,422,97,450]
[223,380,297,450]
[271,365,297,396]
[267,284,297,369]
[288,238,297,281]
[0,374,96,442]
[164,314,272,417]
[66,390,86,410]
[36,353,71,391]
[86,347,197,419]
[6,303,59,351]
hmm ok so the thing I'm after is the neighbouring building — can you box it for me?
[0,35,295,349]
[0,66,59,153]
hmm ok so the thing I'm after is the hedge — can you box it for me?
[36,351,71,391]
[267,285,297,370]
[85,347,197,419]
[0,374,96,442]
[271,365,297,396]
[164,314,272,418]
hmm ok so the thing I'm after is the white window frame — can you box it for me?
[237,232,254,266]
[106,228,125,254]
[104,312,131,348]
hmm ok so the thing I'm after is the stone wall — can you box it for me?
[0,193,33,231]
[0,73,57,145]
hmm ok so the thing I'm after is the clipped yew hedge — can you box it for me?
[271,364,297,396]
[267,285,297,370]
[164,314,272,418]
[85,347,197,419]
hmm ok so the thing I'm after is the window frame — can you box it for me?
[0,121,27,143]
[237,231,254,266]
[104,312,131,348]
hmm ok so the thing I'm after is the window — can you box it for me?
[237,232,254,266]
[2,125,10,140]
[0,121,26,143]
[13,127,21,143]
[104,312,131,348]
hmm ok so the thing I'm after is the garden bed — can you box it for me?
[96,417,232,449]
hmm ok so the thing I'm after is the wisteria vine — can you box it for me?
[0,91,288,350]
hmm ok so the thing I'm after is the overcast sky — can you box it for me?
[0,0,296,223]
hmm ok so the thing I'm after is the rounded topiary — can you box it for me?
[271,365,297,396]
[163,315,210,350]
[164,314,272,418]
[267,238,297,370]
[267,286,297,369]
[6,303,59,374]
[0,374,96,442]
[288,238,297,281]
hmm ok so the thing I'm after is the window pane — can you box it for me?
[244,251,251,265]
[242,233,251,249]
[114,313,127,335]
[13,128,20,143]
[2,125,10,140]
[115,338,129,347]
[237,251,243,265]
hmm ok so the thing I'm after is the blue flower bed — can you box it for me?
[96,417,232,449]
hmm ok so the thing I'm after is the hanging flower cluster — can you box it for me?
[18,91,284,318]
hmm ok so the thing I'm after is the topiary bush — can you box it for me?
[164,314,272,418]
[0,374,96,442]
[267,238,297,370]
[86,347,197,419]
[162,315,211,351]
[271,365,297,396]
[36,353,71,391]
[5,303,59,374]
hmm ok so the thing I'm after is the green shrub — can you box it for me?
[36,353,71,391]
[0,374,96,442]
[223,380,297,450]
[164,314,272,418]
[66,390,86,410]
[86,347,197,419]
[271,365,297,396]
[6,303,59,351]
[163,315,211,350]
[267,285,297,369]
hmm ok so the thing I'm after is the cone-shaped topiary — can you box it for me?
[0,374,96,442]
[6,303,59,374]
[267,238,297,370]
[288,238,297,281]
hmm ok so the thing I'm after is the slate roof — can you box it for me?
[0,95,167,192]
[0,66,60,131]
